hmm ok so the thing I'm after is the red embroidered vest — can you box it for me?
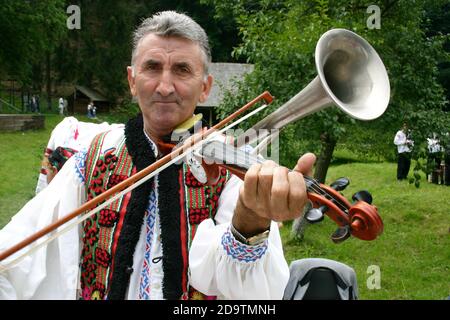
[79,131,230,300]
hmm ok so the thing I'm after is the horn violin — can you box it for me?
[0,29,390,267]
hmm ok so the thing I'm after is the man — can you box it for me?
[87,101,94,118]
[58,97,65,115]
[427,133,442,183]
[394,122,413,180]
[30,95,37,112]
[0,11,315,300]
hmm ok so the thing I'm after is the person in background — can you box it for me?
[91,103,97,118]
[58,97,65,115]
[87,100,94,118]
[393,122,413,180]
[30,95,37,112]
[427,133,442,183]
[35,94,40,113]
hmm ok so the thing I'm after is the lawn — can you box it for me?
[0,113,108,226]
[0,114,63,225]
[0,114,449,299]
[281,160,449,300]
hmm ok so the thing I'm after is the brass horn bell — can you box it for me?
[243,28,391,139]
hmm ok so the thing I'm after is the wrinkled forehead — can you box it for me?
[133,34,206,68]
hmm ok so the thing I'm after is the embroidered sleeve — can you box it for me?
[189,220,289,299]
[74,150,88,183]
[220,225,268,263]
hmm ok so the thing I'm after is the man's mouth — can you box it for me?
[152,100,178,105]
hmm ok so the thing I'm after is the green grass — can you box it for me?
[0,114,449,299]
[281,161,450,300]
[0,113,111,226]
[0,114,60,224]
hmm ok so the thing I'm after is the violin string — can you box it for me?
[303,176,349,214]
[0,103,270,270]
[204,141,350,214]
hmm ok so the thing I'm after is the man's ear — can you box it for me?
[127,66,137,97]
[199,74,213,103]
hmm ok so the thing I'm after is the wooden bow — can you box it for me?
[0,92,274,267]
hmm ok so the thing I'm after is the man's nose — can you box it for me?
[156,70,175,96]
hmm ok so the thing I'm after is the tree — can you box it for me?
[424,0,450,108]
[0,0,67,92]
[204,0,449,185]
[53,0,241,105]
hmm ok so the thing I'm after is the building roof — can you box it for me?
[198,63,254,108]
[74,85,109,102]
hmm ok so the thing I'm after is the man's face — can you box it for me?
[127,34,213,139]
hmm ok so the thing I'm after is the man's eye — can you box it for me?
[175,65,191,75]
[144,63,161,72]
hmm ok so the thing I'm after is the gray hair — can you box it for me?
[131,11,211,75]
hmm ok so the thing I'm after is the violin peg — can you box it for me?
[330,177,350,191]
[331,225,351,243]
[304,206,326,223]
[352,190,373,204]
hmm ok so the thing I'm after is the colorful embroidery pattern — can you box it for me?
[79,131,232,300]
[181,164,230,300]
[139,180,158,300]
[184,166,229,229]
[48,146,78,171]
[79,134,133,300]
[74,150,87,182]
[221,227,268,263]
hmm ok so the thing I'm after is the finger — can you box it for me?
[270,166,289,220]
[242,163,262,208]
[287,171,307,215]
[293,152,316,176]
[258,160,277,204]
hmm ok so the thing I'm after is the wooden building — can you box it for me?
[196,63,254,126]
[67,85,110,115]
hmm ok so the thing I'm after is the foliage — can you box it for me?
[204,0,450,180]
[109,98,141,123]
[0,0,67,85]
[1,0,241,105]
[53,0,140,101]
[53,0,241,103]
[423,0,450,105]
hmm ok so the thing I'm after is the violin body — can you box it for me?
[191,140,383,243]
